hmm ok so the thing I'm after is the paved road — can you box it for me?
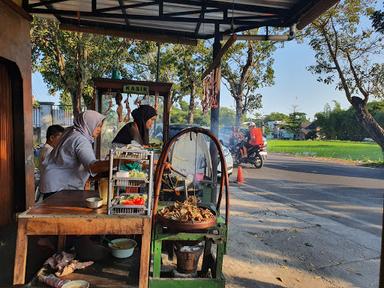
[223,153,383,288]
[238,153,384,236]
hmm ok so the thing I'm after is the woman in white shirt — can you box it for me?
[40,110,111,198]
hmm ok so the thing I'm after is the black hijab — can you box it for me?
[113,105,157,145]
[132,105,157,145]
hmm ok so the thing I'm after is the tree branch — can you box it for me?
[344,50,369,104]
[321,26,353,103]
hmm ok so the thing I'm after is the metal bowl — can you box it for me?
[85,197,103,209]
[156,214,217,231]
[108,238,137,258]
[62,280,90,288]
[156,205,217,232]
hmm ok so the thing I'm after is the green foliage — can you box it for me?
[170,100,209,126]
[129,42,209,122]
[263,112,289,122]
[31,16,134,115]
[219,107,236,127]
[268,139,383,162]
[285,112,308,138]
[315,100,384,140]
[305,0,384,100]
[371,4,384,33]
[304,0,384,151]
[221,31,276,126]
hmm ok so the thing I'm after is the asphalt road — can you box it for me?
[237,153,384,236]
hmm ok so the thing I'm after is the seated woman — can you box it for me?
[40,110,111,198]
[112,104,157,146]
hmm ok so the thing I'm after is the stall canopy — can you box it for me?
[23,0,338,44]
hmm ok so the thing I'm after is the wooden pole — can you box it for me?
[210,24,221,203]
[380,197,384,287]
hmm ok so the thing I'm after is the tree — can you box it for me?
[31,17,134,116]
[129,42,209,123]
[371,4,384,33]
[170,100,209,126]
[286,111,308,139]
[173,43,209,124]
[305,0,384,153]
[219,107,236,127]
[263,112,289,123]
[221,32,275,127]
[315,100,384,140]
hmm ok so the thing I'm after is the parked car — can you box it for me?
[169,124,233,176]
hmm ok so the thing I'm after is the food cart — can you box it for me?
[8,1,343,287]
[150,127,230,288]
[92,78,173,159]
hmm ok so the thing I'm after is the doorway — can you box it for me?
[0,58,26,226]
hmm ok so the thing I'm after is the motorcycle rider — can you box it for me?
[240,122,264,159]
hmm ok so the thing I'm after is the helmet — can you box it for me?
[248,122,256,127]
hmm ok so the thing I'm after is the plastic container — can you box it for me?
[98,178,109,205]
[108,238,137,258]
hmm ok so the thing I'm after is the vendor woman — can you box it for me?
[112,104,157,146]
[40,110,111,197]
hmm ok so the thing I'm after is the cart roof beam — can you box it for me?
[23,0,339,41]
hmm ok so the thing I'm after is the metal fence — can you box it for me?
[33,104,86,144]
[33,105,79,128]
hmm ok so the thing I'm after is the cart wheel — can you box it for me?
[253,155,263,169]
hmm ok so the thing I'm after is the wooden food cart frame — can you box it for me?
[13,190,152,288]
[93,78,173,158]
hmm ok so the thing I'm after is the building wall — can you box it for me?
[0,1,34,209]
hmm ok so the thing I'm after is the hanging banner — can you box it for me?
[123,84,149,94]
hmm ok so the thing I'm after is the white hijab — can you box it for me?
[50,110,105,162]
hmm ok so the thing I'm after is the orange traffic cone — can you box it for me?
[237,165,244,184]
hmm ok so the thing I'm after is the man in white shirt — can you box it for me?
[39,125,65,168]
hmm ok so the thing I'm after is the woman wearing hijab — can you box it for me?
[40,110,111,197]
[112,104,157,146]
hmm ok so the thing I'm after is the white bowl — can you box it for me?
[108,238,137,258]
[85,197,103,209]
[62,280,90,288]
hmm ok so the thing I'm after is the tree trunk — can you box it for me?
[187,84,195,124]
[235,98,243,127]
[351,97,384,154]
[70,89,81,117]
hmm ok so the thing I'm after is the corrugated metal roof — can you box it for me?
[24,0,337,41]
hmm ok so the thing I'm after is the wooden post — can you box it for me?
[210,24,221,203]
[13,218,28,284]
[163,92,171,143]
[380,198,384,288]
[139,218,151,288]
[57,235,66,252]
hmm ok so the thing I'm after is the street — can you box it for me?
[224,153,383,288]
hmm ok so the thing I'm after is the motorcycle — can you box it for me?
[230,142,264,169]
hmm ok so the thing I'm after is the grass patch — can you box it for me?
[268,140,383,163]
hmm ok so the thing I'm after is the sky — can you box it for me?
[219,40,349,120]
[33,40,350,121]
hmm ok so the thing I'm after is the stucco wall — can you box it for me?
[0,1,34,208]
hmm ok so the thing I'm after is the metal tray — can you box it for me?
[156,213,217,231]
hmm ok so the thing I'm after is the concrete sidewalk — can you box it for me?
[223,185,380,288]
